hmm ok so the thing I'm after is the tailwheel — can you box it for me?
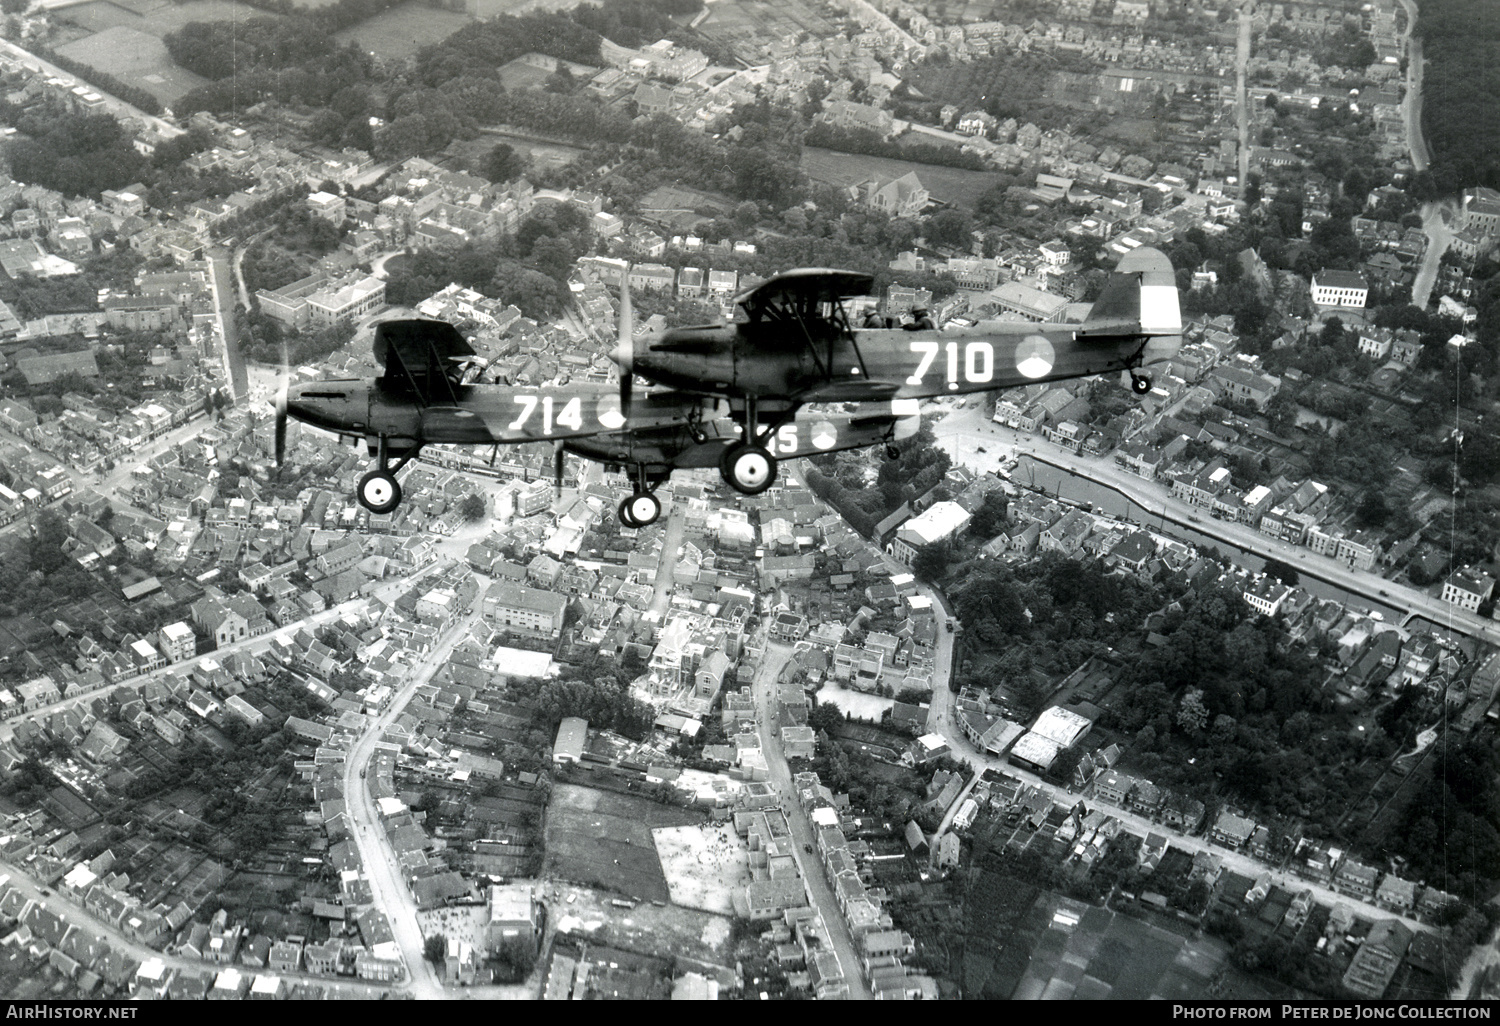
[357,470,402,514]
[719,441,777,495]
[1130,373,1152,395]
[619,491,661,527]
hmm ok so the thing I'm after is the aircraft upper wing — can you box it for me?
[373,319,477,404]
[732,268,875,323]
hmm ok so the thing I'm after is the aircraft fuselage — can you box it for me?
[633,320,1180,403]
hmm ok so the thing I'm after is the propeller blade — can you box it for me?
[553,441,565,493]
[274,340,289,469]
[618,270,635,417]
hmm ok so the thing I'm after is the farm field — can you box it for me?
[332,2,471,60]
[801,145,998,211]
[54,26,209,105]
[543,782,702,903]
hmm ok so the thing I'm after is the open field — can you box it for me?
[496,54,597,91]
[801,146,998,211]
[445,130,585,176]
[333,2,471,60]
[548,882,734,966]
[60,0,274,38]
[469,0,579,17]
[419,902,489,955]
[543,783,702,903]
[55,26,209,105]
[1012,898,1230,1000]
[814,682,894,722]
[651,823,748,915]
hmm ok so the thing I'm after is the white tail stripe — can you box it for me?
[1140,284,1181,333]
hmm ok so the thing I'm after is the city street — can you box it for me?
[752,640,871,999]
[341,607,484,1000]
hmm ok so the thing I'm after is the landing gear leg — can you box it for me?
[720,396,779,495]
[618,466,663,527]
[357,436,403,515]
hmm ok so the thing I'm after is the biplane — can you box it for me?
[274,318,921,527]
[278,247,1179,524]
[612,246,1181,494]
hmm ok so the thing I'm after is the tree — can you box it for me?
[911,540,951,583]
[1261,557,1300,586]
[1356,490,1390,528]
[459,493,487,522]
[481,143,526,185]
[424,933,446,965]
[1178,687,1209,734]
[968,491,1009,539]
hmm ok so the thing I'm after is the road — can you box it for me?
[932,404,1500,647]
[0,40,183,142]
[341,607,483,1000]
[752,640,871,1000]
[1236,8,1252,189]
[909,571,1435,937]
[208,248,248,400]
[646,502,684,618]
[1412,200,1456,310]
[1397,0,1429,173]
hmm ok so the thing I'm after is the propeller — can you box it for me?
[615,269,634,419]
[274,339,289,471]
[552,441,565,493]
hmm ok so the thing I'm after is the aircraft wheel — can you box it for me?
[885,444,901,460]
[1131,374,1152,395]
[357,470,402,514]
[623,492,661,527]
[617,497,640,529]
[719,442,777,495]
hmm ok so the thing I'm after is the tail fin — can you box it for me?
[1080,246,1181,336]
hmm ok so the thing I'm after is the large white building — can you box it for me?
[1442,569,1495,613]
[888,501,972,565]
[1310,270,1369,310]
[482,580,567,638]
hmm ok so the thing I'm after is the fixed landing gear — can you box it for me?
[719,396,781,495]
[355,435,413,514]
[358,470,401,514]
[719,441,777,495]
[885,443,901,460]
[618,491,662,528]
[1130,372,1153,395]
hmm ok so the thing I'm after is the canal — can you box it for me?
[1013,454,1410,622]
